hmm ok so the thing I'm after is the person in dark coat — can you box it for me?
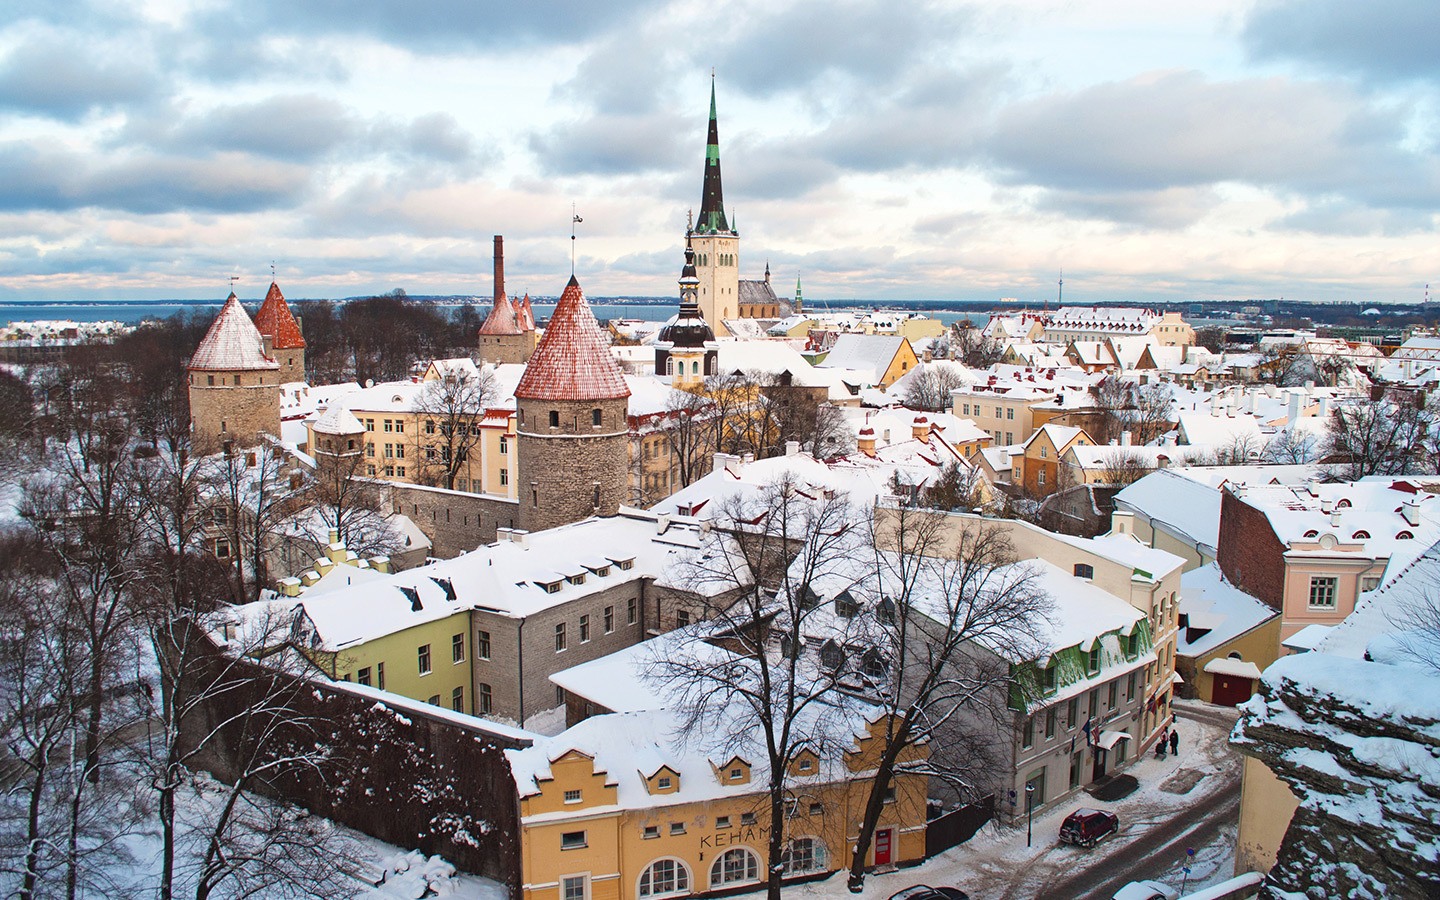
[1169,729,1180,755]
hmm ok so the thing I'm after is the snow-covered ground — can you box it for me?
[776,706,1242,900]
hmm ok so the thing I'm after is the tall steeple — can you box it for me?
[656,236,718,388]
[697,77,729,234]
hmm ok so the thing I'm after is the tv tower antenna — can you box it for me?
[1057,269,1064,307]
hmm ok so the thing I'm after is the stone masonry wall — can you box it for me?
[188,370,280,449]
[386,481,519,558]
[516,397,629,533]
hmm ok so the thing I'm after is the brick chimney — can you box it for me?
[912,415,931,442]
[493,234,505,304]
[858,426,877,457]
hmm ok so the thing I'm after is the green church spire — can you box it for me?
[697,76,730,234]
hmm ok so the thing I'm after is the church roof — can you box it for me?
[478,294,524,335]
[514,276,629,402]
[254,282,306,349]
[189,294,279,371]
[696,79,730,234]
[739,279,779,306]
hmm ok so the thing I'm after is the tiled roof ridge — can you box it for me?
[254,281,306,349]
[188,293,279,371]
[514,276,629,401]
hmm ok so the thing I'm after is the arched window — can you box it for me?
[1397,530,1414,540]
[710,847,760,888]
[1336,498,1351,508]
[692,360,699,374]
[1303,529,1319,538]
[1351,530,1370,539]
[666,356,674,375]
[638,859,690,898]
[781,837,829,875]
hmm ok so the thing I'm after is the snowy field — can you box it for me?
[774,705,1242,900]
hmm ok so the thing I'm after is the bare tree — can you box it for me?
[411,364,500,491]
[952,324,1004,368]
[1098,449,1152,486]
[1093,378,1173,446]
[908,460,986,512]
[647,476,859,900]
[1323,398,1430,480]
[207,442,294,604]
[903,364,967,412]
[309,451,400,560]
[663,388,718,491]
[844,509,1050,890]
[1264,427,1320,464]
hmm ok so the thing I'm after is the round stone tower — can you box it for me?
[188,293,282,450]
[514,275,630,533]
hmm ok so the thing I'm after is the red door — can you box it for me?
[1212,676,1254,707]
[874,828,893,865]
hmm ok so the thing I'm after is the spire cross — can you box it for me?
[570,203,583,276]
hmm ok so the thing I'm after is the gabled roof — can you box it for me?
[514,276,629,402]
[189,294,279,371]
[254,282,305,349]
[1023,423,1086,451]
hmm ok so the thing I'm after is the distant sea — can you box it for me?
[0,297,987,328]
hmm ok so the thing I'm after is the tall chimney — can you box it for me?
[493,235,505,304]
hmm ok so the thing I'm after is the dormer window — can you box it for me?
[1351,530,1370,539]
[729,768,743,780]
[1397,530,1414,540]
[566,573,586,586]
[1303,530,1319,538]
[657,776,671,790]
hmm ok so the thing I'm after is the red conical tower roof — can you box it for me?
[254,282,306,349]
[479,293,524,335]
[189,293,279,371]
[515,276,629,401]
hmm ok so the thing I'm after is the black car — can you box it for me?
[888,886,971,900]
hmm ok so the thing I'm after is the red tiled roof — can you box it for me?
[516,294,536,331]
[189,293,279,371]
[515,276,629,401]
[254,282,306,349]
[478,294,524,335]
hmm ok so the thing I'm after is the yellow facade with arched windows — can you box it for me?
[515,716,929,900]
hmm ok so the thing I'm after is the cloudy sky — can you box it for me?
[0,0,1436,303]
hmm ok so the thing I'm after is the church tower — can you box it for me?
[691,78,739,337]
[655,236,719,389]
[254,280,306,383]
[513,275,631,533]
[187,293,281,449]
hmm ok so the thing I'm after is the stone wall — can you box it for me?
[515,396,629,533]
[478,332,536,365]
[188,369,280,448]
[1217,489,1287,610]
[385,481,519,558]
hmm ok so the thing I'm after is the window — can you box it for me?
[1308,576,1338,609]
[1037,470,1045,486]
[357,667,371,686]
[564,789,583,804]
[1040,446,1048,459]
[592,408,602,426]
[477,630,491,659]
[715,816,731,829]
[452,633,465,663]
[562,875,587,900]
[479,683,492,714]
[1361,575,1381,592]
[556,685,566,706]
[604,606,614,633]
[499,435,508,454]
[1088,646,1101,673]
[668,820,683,834]
[377,662,385,690]
[808,801,824,816]
[560,831,586,850]
[1025,768,1047,807]
[548,410,560,428]
[638,859,689,898]
[579,615,590,642]
[417,644,432,675]
[676,610,690,628]
[1007,407,1014,420]
[643,825,659,839]
[730,767,744,780]
[384,420,393,433]
[1088,689,1099,718]
[1108,681,1118,708]
[1073,563,1094,579]
[1067,697,1078,728]
[782,837,827,875]
[555,623,567,652]
[1041,664,1056,693]
[425,420,436,435]
[214,538,231,559]
[451,686,464,712]
[1127,672,1137,701]
[1045,708,1056,739]
[1022,717,1034,749]
[710,848,760,887]
[500,468,508,486]
[741,812,757,826]
[627,597,637,625]
[427,694,440,705]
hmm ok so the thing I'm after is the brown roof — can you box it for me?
[478,294,523,335]
[189,293,279,371]
[514,276,629,402]
[254,282,306,349]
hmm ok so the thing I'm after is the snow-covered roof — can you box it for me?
[1178,563,1278,657]
[1115,469,1225,550]
[548,629,735,714]
[312,404,364,435]
[189,294,279,371]
[1315,538,1440,660]
[813,333,909,383]
[1023,423,1085,450]
[1203,657,1263,679]
[514,276,629,401]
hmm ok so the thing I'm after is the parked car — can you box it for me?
[888,885,971,900]
[1058,807,1119,847]
[1112,881,1180,900]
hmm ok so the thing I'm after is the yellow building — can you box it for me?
[306,359,521,499]
[506,709,928,900]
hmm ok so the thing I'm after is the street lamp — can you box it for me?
[1025,783,1036,848]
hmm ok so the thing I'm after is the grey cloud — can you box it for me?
[0,141,312,214]
[986,71,1440,220]
[529,113,687,176]
[557,33,685,116]
[1244,0,1440,83]
[1034,186,1222,230]
[195,0,668,52]
[389,113,485,166]
[1273,199,1436,236]
[0,36,160,119]
[159,95,361,162]
[714,0,972,98]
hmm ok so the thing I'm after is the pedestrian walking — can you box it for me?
[1169,729,1180,755]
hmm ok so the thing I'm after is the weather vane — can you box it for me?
[571,203,583,275]
[271,260,276,280]
[229,275,240,295]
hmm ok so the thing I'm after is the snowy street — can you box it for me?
[779,701,1243,900]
